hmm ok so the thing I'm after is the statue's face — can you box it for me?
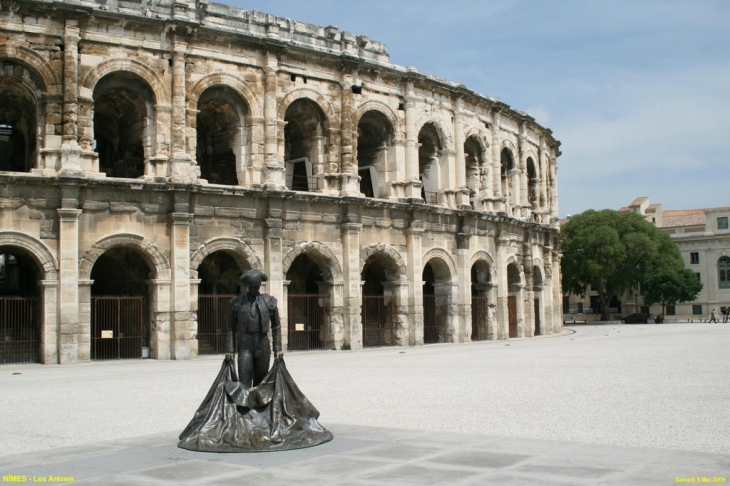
[247,283,261,296]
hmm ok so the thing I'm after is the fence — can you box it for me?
[362,296,397,347]
[0,297,39,364]
[91,296,146,360]
[197,295,234,354]
[287,294,329,351]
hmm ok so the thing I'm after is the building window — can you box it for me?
[690,252,699,264]
[719,256,730,289]
[695,272,701,282]
[718,217,729,230]
[692,305,703,315]
[666,305,676,316]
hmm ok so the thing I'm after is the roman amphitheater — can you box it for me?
[0,0,562,364]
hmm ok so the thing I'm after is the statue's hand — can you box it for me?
[275,351,283,359]
[226,353,236,360]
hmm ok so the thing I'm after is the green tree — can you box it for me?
[642,267,703,317]
[561,209,684,320]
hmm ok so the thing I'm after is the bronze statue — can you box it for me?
[178,269,333,453]
[227,270,281,388]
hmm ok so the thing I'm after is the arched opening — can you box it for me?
[418,123,442,204]
[422,258,452,344]
[90,247,151,360]
[464,136,483,207]
[719,256,730,289]
[500,147,515,208]
[93,72,154,178]
[470,260,491,341]
[197,251,248,355]
[357,110,393,198]
[0,62,40,172]
[507,262,522,338]
[284,99,327,192]
[533,265,544,336]
[361,255,399,347]
[196,86,249,185]
[527,157,539,211]
[286,254,328,350]
[0,248,41,364]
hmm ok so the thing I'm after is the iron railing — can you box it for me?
[471,296,488,341]
[91,296,146,360]
[423,295,447,344]
[0,297,40,364]
[287,294,329,351]
[197,295,234,354]
[362,296,397,347]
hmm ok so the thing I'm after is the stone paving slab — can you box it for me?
[1,424,728,485]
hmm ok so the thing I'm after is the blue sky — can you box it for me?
[224,0,730,217]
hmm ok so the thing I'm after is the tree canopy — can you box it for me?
[561,209,701,320]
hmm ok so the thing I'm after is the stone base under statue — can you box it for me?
[178,355,333,452]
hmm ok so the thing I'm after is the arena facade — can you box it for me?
[0,0,562,364]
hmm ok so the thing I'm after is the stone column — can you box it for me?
[495,235,510,340]
[265,199,284,303]
[456,233,471,342]
[39,280,59,364]
[403,82,422,200]
[263,54,285,189]
[57,207,82,363]
[341,220,363,349]
[491,111,504,211]
[453,100,470,207]
[169,212,195,359]
[406,220,424,344]
[340,72,360,196]
[167,47,189,181]
[59,19,83,177]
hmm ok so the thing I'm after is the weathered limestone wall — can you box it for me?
[0,0,562,364]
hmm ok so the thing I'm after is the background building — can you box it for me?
[563,197,730,321]
[0,0,562,364]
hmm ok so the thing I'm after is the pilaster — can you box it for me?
[406,220,424,345]
[57,207,82,363]
[341,221,363,349]
[169,211,194,359]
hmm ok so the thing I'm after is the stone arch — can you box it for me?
[415,116,453,149]
[282,241,343,283]
[354,101,399,133]
[470,250,496,283]
[79,233,171,281]
[0,43,60,92]
[80,58,169,106]
[505,255,524,288]
[464,126,489,149]
[422,247,458,282]
[190,237,263,278]
[532,259,545,288]
[359,244,407,280]
[0,231,58,280]
[187,73,263,119]
[278,88,338,129]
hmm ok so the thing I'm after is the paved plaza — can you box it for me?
[1,324,729,485]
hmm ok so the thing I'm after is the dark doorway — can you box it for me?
[197,251,243,355]
[508,296,518,338]
[0,250,41,364]
[361,259,396,347]
[90,247,150,360]
[286,254,327,351]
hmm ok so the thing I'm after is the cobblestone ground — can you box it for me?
[1,323,728,457]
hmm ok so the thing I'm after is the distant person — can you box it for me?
[709,309,718,323]
[722,307,728,323]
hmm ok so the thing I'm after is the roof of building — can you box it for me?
[629,197,648,207]
[660,209,705,228]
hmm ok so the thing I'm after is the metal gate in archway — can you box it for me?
[0,297,40,364]
[471,296,488,341]
[423,295,447,344]
[362,296,397,347]
[91,296,147,360]
[287,294,328,351]
[197,295,235,354]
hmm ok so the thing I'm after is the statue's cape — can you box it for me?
[177,355,333,452]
